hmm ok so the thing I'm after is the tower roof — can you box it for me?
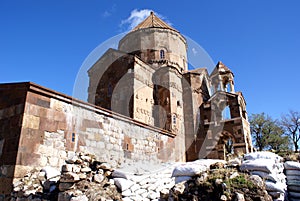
[131,11,179,33]
[210,61,233,76]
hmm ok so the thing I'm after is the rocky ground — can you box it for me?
[6,152,300,201]
[9,152,122,201]
[167,163,272,201]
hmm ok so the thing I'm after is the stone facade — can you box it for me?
[0,11,253,197]
[0,82,176,196]
[88,12,253,161]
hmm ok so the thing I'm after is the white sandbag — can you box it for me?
[265,181,286,193]
[288,185,300,192]
[251,171,278,182]
[240,159,275,173]
[289,191,300,198]
[287,180,300,186]
[268,191,283,199]
[175,176,192,184]
[284,161,300,170]
[111,170,128,179]
[286,169,300,176]
[286,175,300,181]
[272,193,286,201]
[274,163,284,173]
[172,163,207,177]
[114,178,134,191]
[289,198,300,201]
[244,152,283,162]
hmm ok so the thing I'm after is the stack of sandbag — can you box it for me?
[240,152,286,201]
[284,161,300,201]
[171,159,226,184]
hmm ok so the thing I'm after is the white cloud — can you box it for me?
[120,9,172,31]
[102,11,111,17]
[120,9,151,30]
[102,4,116,18]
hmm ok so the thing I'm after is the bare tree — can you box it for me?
[281,110,300,152]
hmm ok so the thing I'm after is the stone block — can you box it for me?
[62,164,73,172]
[54,141,65,149]
[94,133,101,141]
[36,98,50,108]
[39,118,58,132]
[22,114,40,129]
[72,165,81,173]
[38,171,46,181]
[58,192,72,201]
[90,140,96,147]
[53,111,65,122]
[106,144,113,150]
[80,167,91,173]
[38,144,53,155]
[60,172,80,183]
[19,152,40,166]
[96,141,105,149]
[70,195,88,201]
[58,150,67,158]
[39,156,48,167]
[94,174,104,183]
[59,182,74,191]
[49,157,59,167]
[14,165,32,178]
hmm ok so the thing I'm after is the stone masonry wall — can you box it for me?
[0,83,28,195]
[0,82,177,196]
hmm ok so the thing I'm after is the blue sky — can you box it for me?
[1,1,300,119]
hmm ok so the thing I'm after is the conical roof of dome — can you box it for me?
[131,11,179,33]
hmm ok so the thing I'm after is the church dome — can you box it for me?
[118,11,188,72]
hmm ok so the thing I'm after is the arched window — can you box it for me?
[222,105,231,120]
[160,50,165,59]
[225,137,234,154]
[225,83,231,92]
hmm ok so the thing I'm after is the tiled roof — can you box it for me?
[131,11,179,33]
[187,68,207,75]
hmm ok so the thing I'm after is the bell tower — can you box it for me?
[210,61,235,94]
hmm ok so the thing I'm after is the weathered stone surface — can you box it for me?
[234,192,245,201]
[220,194,228,201]
[80,167,91,173]
[60,172,80,183]
[173,182,186,195]
[59,182,74,191]
[114,178,134,191]
[10,152,122,201]
[99,163,111,170]
[93,174,104,183]
[62,164,73,172]
[249,175,264,189]
[70,195,88,201]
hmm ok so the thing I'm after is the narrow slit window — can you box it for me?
[172,114,176,124]
[71,133,75,142]
[107,82,112,97]
[160,50,165,59]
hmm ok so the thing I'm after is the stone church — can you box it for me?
[0,11,252,195]
[88,12,253,160]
